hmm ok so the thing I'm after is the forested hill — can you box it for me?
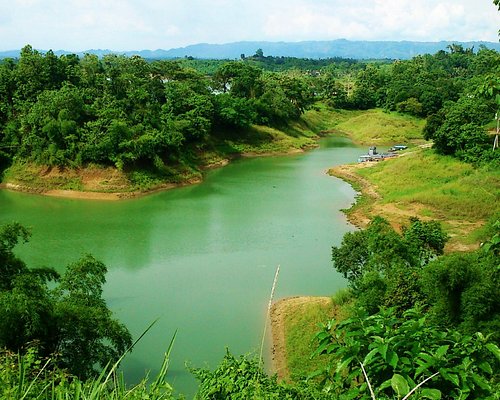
[2,39,500,60]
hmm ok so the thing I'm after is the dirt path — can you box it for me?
[270,296,331,381]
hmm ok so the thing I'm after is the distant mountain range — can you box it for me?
[2,39,500,60]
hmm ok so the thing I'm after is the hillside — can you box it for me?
[2,39,500,60]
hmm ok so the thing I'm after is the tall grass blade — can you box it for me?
[101,318,160,389]
[151,329,177,392]
[19,356,52,400]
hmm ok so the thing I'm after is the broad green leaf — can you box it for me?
[485,343,500,363]
[478,361,493,375]
[421,388,442,399]
[307,369,324,380]
[363,348,379,365]
[391,374,409,397]
[336,356,354,374]
[379,343,388,360]
[439,369,459,387]
[419,353,436,365]
[434,345,449,358]
[415,362,433,377]
[387,350,399,369]
[470,373,490,391]
[326,343,338,354]
[314,341,329,355]
[379,379,392,391]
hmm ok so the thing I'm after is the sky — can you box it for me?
[1,0,499,51]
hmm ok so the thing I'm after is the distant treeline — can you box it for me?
[2,39,500,60]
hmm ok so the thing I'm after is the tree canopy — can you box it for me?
[0,223,132,379]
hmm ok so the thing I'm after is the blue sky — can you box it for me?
[1,0,499,51]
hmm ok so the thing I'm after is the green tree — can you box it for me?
[213,93,257,128]
[332,217,447,313]
[424,96,493,159]
[0,223,132,379]
[21,84,86,166]
[53,254,132,379]
[421,249,500,335]
[213,62,262,98]
[350,65,386,109]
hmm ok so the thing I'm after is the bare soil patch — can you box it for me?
[2,164,203,200]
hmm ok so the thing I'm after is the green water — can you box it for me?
[0,136,361,397]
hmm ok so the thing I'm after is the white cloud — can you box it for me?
[0,0,498,51]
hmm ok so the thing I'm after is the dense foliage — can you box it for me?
[331,217,448,314]
[1,42,498,180]
[314,307,500,399]
[192,350,332,399]
[0,46,317,174]
[0,223,132,379]
[325,216,500,399]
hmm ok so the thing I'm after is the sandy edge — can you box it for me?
[270,296,331,381]
[0,149,307,201]
[328,162,380,228]
[0,179,203,201]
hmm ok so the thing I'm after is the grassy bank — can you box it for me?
[330,149,500,250]
[334,108,427,145]
[319,107,499,249]
[279,108,498,383]
[274,291,354,382]
[1,116,322,196]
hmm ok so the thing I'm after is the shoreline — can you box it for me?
[0,149,309,201]
[328,162,380,229]
[0,179,203,201]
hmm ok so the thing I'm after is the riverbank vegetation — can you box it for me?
[330,147,500,250]
[1,36,498,195]
[1,3,500,396]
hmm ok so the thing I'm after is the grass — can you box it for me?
[2,163,84,191]
[284,300,332,381]
[344,148,500,247]
[283,291,355,382]
[0,332,177,400]
[298,103,364,134]
[334,109,426,145]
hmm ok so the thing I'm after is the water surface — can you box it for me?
[0,136,361,396]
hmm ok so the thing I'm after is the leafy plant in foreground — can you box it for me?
[0,330,177,400]
[191,350,331,400]
[313,307,500,399]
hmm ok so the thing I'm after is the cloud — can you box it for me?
[261,0,499,42]
[1,0,499,51]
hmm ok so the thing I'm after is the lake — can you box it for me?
[0,135,361,397]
